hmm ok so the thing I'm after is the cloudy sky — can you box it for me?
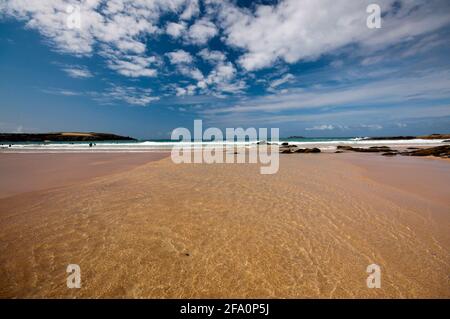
[1,0,450,139]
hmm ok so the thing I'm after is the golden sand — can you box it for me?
[0,153,449,298]
[0,153,168,199]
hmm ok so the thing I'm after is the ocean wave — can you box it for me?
[1,138,446,153]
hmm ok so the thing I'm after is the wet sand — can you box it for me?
[0,153,449,298]
[0,152,169,199]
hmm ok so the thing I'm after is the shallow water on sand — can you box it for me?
[0,154,449,298]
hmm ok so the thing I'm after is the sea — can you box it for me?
[0,137,446,153]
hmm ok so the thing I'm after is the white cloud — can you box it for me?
[305,124,335,131]
[359,124,383,130]
[1,0,192,77]
[175,87,187,96]
[176,84,197,96]
[196,49,246,94]
[203,69,450,114]
[198,48,226,64]
[95,85,159,106]
[330,60,344,68]
[166,50,204,86]
[178,65,204,81]
[62,65,93,78]
[173,59,245,96]
[205,62,236,84]
[186,18,218,45]
[361,55,384,66]
[298,123,381,131]
[217,0,450,71]
[180,0,200,20]
[103,50,158,77]
[166,22,186,38]
[42,88,81,96]
[166,49,193,64]
[199,61,246,95]
[42,84,158,106]
[3,0,450,105]
[269,73,294,90]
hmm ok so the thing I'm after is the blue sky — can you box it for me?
[1,0,450,139]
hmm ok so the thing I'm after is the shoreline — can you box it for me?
[1,137,448,153]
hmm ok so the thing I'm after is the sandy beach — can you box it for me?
[0,152,449,298]
[0,153,169,199]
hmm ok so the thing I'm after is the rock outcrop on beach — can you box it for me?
[336,145,392,152]
[279,145,321,154]
[336,144,450,159]
[417,134,450,140]
[401,145,450,158]
[295,147,321,153]
[366,136,416,140]
[0,132,136,142]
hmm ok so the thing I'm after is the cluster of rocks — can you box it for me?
[335,145,450,158]
[417,134,450,140]
[258,139,450,158]
[401,145,450,158]
[279,143,321,154]
[336,145,392,153]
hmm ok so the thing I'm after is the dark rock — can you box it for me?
[295,147,321,153]
[443,140,450,143]
[382,152,397,156]
[335,151,343,153]
[407,147,420,150]
[281,142,289,146]
[401,145,450,158]
[308,148,321,153]
[336,145,354,151]
[279,144,300,153]
[367,136,416,140]
[369,146,390,150]
[417,134,450,140]
[336,145,393,152]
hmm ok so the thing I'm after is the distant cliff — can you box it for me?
[0,132,136,142]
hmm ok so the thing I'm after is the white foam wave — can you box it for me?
[1,138,446,153]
